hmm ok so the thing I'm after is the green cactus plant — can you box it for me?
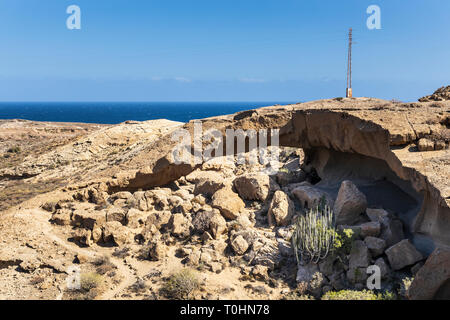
[292,198,336,265]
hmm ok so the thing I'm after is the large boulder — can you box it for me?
[71,206,106,230]
[105,206,126,224]
[385,239,423,271]
[349,240,371,269]
[334,181,367,225]
[186,170,227,196]
[292,185,333,209]
[126,208,147,229]
[364,236,386,257]
[102,221,131,246]
[211,187,245,220]
[408,247,450,300]
[233,173,279,202]
[169,213,191,238]
[209,213,227,239]
[267,191,294,226]
[146,211,172,230]
[359,221,381,238]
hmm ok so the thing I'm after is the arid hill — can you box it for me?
[0,97,449,300]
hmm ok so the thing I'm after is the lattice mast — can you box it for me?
[346,28,353,98]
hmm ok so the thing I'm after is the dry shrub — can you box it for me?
[161,269,200,300]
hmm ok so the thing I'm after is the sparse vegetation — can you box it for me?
[7,146,21,154]
[332,228,355,256]
[80,272,103,292]
[322,289,395,300]
[322,290,378,300]
[112,247,131,259]
[161,269,200,300]
[399,277,414,298]
[291,199,336,265]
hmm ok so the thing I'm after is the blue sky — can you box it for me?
[0,0,448,102]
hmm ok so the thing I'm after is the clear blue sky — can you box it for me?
[0,0,448,102]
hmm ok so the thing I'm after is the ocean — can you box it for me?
[0,102,294,124]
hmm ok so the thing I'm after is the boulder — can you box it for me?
[105,206,126,224]
[267,191,294,226]
[103,221,131,246]
[359,221,381,238]
[186,170,227,196]
[334,181,367,225]
[417,138,435,152]
[51,208,72,226]
[366,208,389,224]
[169,213,191,238]
[231,235,249,255]
[146,211,172,230]
[349,240,371,269]
[233,173,279,202]
[209,213,227,239]
[296,263,319,283]
[131,191,149,211]
[408,247,450,300]
[148,241,168,261]
[211,187,245,220]
[374,257,391,279]
[364,236,386,257]
[385,239,423,271]
[192,211,214,233]
[72,207,106,230]
[72,228,93,247]
[126,208,147,229]
[292,185,333,209]
[145,189,170,211]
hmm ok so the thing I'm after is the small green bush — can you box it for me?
[80,272,103,292]
[332,228,355,256]
[162,269,200,300]
[322,290,378,300]
[322,290,396,300]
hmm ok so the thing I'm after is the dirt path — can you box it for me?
[29,208,138,300]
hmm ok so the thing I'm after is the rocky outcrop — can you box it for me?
[419,86,450,102]
[1,96,449,300]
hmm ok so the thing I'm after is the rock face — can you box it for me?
[334,181,368,225]
[234,174,279,202]
[408,247,450,300]
[385,240,423,271]
[267,191,294,226]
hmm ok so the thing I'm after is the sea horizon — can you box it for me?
[0,101,297,124]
